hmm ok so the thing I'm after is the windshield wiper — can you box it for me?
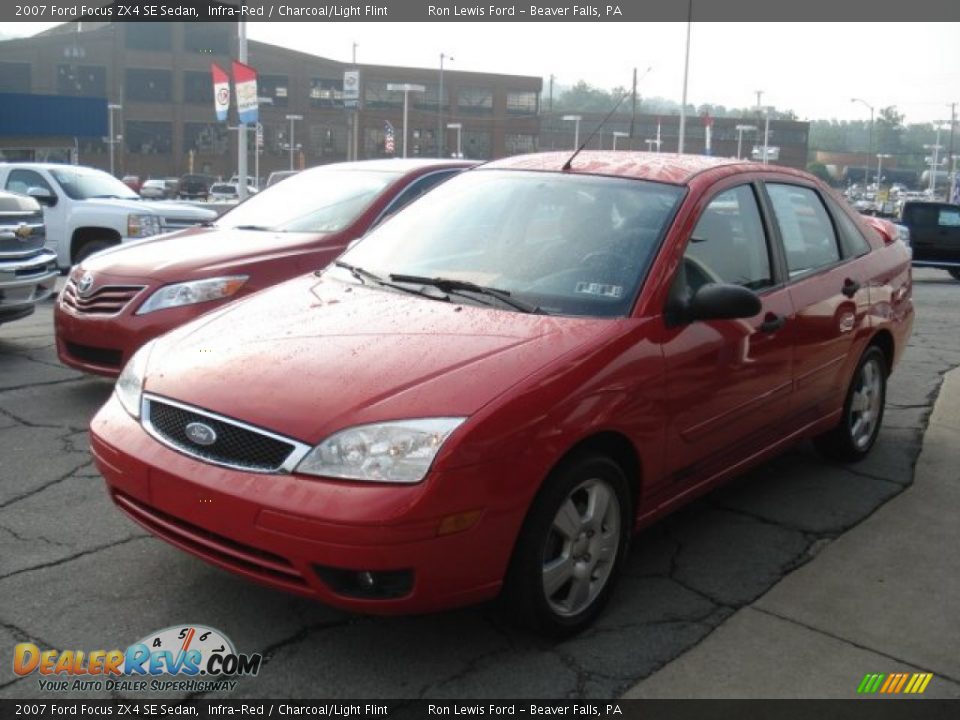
[328,261,448,301]
[389,274,542,314]
[230,224,275,231]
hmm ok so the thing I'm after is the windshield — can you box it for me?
[216,167,401,233]
[50,168,140,200]
[337,169,683,318]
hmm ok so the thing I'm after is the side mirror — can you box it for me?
[27,186,56,207]
[685,283,762,323]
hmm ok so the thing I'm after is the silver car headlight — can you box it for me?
[295,418,467,483]
[115,339,157,419]
[127,213,163,238]
[136,276,248,315]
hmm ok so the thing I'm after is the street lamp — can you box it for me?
[387,83,425,158]
[762,108,772,165]
[612,131,628,151]
[437,52,453,158]
[107,103,122,176]
[446,122,462,158]
[875,153,892,189]
[285,114,303,171]
[735,124,756,160]
[851,98,875,188]
[562,115,582,149]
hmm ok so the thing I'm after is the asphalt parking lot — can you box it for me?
[1,269,957,701]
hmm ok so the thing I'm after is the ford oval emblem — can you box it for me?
[185,422,217,446]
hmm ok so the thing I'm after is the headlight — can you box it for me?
[295,418,466,483]
[115,339,157,419]
[136,276,248,315]
[127,213,163,238]
[895,224,910,246]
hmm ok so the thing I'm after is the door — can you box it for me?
[764,182,870,420]
[661,183,795,487]
[4,168,68,266]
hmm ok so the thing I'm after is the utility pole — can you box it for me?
[548,74,554,113]
[949,102,957,202]
[677,0,692,154]
[237,22,248,201]
[629,67,637,150]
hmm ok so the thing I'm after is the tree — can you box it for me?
[875,106,905,155]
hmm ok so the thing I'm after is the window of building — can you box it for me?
[309,78,343,108]
[260,75,289,108]
[506,91,538,115]
[505,134,537,154]
[458,87,493,114]
[125,22,172,51]
[409,128,437,157]
[462,130,492,159]
[184,123,228,154]
[57,65,106,97]
[125,69,172,103]
[0,62,31,93]
[682,185,773,292]
[183,71,214,104]
[413,84,439,111]
[364,126,394,158]
[766,183,841,277]
[364,81,402,108]
[125,121,172,155]
[184,24,230,55]
[308,124,347,158]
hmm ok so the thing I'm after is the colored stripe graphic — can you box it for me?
[857,672,933,694]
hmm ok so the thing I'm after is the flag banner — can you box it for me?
[384,121,395,154]
[211,63,230,122]
[232,60,259,125]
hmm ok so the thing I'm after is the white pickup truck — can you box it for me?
[0,163,218,270]
[0,189,58,326]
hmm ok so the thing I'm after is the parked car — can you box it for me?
[140,178,179,200]
[266,170,299,188]
[121,175,142,194]
[178,174,216,200]
[896,200,960,280]
[89,152,913,635]
[56,159,473,376]
[0,163,217,269]
[0,190,58,326]
[208,182,258,202]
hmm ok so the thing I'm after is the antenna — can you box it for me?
[561,91,631,171]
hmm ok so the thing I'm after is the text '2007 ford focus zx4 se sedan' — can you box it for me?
[89,152,913,636]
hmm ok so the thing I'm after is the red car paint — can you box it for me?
[90,152,913,617]
[55,159,474,377]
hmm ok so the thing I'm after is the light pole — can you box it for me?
[735,124,756,160]
[387,83,425,158]
[875,153,892,189]
[107,103,122,176]
[237,21,248,201]
[645,139,657,152]
[762,108,772,165]
[925,126,943,196]
[437,52,453,158]
[285,114,303,170]
[677,0,692,154]
[446,122,462,158]
[611,131,628,151]
[562,115,582,149]
[851,98,875,188]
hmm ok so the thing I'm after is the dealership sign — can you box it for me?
[210,63,230,122]
[343,69,360,109]
[232,60,259,124]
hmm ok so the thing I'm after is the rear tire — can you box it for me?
[501,454,631,638]
[74,239,114,264]
[814,346,887,462]
[948,268,960,282]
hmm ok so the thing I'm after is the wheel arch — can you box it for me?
[71,227,122,263]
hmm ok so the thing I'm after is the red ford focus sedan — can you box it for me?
[55,159,473,377]
[90,152,913,635]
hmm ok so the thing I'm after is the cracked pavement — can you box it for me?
[1,269,957,700]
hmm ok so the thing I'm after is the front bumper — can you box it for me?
[0,249,58,324]
[90,394,526,613]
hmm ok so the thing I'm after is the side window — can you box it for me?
[5,169,54,196]
[378,171,457,223]
[826,196,871,257]
[906,205,937,227]
[766,184,841,278]
[681,185,773,293]
[938,207,960,227]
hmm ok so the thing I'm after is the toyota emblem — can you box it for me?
[76,272,95,297]
[185,422,218,447]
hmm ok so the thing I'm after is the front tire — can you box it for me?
[74,239,115,264]
[502,454,631,637]
[814,345,887,462]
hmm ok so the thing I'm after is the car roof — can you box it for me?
[313,158,477,174]
[483,151,790,186]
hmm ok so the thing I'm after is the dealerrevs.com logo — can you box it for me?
[13,625,262,693]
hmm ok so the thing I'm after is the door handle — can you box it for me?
[842,278,861,298]
[759,313,786,333]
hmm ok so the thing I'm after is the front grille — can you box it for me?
[112,491,309,590]
[145,397,300,472]
[64,341,123,369]
[61,281,145,315]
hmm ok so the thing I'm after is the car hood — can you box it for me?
[145,274,613,444]
[82,226,328,281]
[85,198,217,220]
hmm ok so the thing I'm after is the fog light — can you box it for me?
[313,566,414,599]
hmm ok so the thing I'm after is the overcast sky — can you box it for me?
[5,21,959,124]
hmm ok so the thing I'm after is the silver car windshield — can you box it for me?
[338,169,683,318]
